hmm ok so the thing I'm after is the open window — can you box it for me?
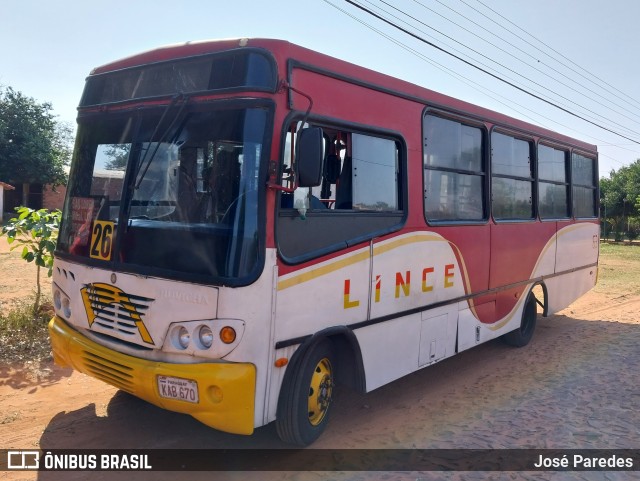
[277,122,405,263]
[280,124,401,212]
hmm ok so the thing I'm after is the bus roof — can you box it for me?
[89,38,597,153]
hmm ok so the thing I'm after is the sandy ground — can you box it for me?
[0,237,639,481]
[0,238,41,311]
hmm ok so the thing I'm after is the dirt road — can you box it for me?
[1,238,639,481]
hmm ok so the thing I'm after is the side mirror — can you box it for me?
[296,127,324,187]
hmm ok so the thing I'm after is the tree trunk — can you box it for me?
[22,183,30,207]
[34,265,41,316]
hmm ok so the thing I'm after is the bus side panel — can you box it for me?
[355,313,421,392]
[265,344,299,424]
[546,222,599,314]
[555,222,599,273]
[431,226,491,316]
[458,298,495,352]
[291,69,420,139]
[418,307,457,367]
[544,269,597,316]
[369,231,470,320]
[274,245,371,342]
[490,222,557,289]
[355,303,458,392]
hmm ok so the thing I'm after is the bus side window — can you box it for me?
[277,123,405,263]
[538,144,569,219]
[571,152,597,218]
[424,114,485,222]
[350,134,399,212]
[280,124,401,213]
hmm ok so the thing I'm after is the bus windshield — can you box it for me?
[57,105,269,284]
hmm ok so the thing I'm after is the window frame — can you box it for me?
[571,150,598,219]
[422,109,489,226]
[490,128,536,222]
[275,112,408,265]
[56,98,274,288]
[537,141,571,221]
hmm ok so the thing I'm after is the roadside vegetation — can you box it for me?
[1,206,60,364]
[2,207,61,313]
[0,296,53,364]
[596,243,640,297]
[600,159,640,242]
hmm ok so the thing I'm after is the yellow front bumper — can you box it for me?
[49,316,256,435]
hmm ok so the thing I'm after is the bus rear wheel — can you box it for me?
[502,290,537,347]
[276,339,335,446]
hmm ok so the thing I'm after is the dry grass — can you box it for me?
[0,296,54,364]
[595,243,640,297]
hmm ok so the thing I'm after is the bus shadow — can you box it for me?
[37,388,287,450]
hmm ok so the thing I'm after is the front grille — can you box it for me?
[81,283,154,343]
[81,351,135,392]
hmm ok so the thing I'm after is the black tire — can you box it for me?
[276,339,335,446]
[502,290,537,347]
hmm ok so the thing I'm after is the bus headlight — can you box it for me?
[170,325,191,350]
[163,319,245,359]
[198,325,214,348]
[177,326,191,349]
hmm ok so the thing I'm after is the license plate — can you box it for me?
[157,375,199,403]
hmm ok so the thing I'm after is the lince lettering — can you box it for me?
[343,264,456,309]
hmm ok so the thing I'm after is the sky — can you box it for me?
[2,0,639,178]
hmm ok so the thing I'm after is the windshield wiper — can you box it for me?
[134,93,190,190]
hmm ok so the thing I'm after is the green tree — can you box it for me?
[0,86,73,195]
[1,207,61,314]
[103,144,130,170]
[600,159,640,238]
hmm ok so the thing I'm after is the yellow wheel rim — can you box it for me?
[308,357,333,426]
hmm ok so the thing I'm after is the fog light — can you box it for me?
[198,325,214,349]
[220,326,236,344]
[177,326,190,349]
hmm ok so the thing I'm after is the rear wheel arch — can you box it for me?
[502,285,539,347]
[530,281,549,317]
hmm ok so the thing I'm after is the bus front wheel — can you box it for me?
[502,291,537,347]
[276,339,335,446]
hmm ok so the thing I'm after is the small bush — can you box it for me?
[0,296,53,364]
[1,207,61,314]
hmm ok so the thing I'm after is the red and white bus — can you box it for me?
[49,38,599,446]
